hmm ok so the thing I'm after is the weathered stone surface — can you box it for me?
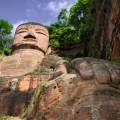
[87,0,120,59]
[19,57,119,120]
[0,54,68,116]
[25,73,120,120]
[71,57,120,84]
[0,22,120,120]
[0,116,23,120]
[0,22,49,77]
[0,91,33,115]
[0,51,44,77]
[13,23,49,54]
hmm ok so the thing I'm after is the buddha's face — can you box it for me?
[13,24,49,53]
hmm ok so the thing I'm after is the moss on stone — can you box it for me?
[94,89,120,96]
[0,115,9,120]
[111,57,120,62]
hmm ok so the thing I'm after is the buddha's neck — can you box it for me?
[12,49,45,63]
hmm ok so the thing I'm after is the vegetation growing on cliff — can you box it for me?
[0,19,13,55]
[48,0,120,60]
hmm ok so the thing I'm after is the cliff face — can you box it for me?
[88,0,120,60]
[1,56,120,120]
[24,58,120,120]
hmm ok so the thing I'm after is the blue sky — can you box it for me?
[0,0,77,34]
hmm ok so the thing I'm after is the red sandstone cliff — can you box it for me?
[87,0,120,60]
[0,56,120,120]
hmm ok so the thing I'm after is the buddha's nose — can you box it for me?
[24,34,36,39]
[28,29,36,36]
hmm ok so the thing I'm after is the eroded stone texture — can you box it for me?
[0,23,48,77]
[1,57,120,119]
[13,23,49,54]
[71,57,120,84]
[0,54,68,115]
[87,0,120,59]
[0,22,67,116]
[21,58,120,120]
[25,71,120,120]
[0,22,120,120]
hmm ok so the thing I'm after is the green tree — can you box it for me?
[48,0,93,56]
[48,8,81,48]
[68,0,93,56]
[0,19,13,55]
[58,8,68,24]
[69,0,92,28]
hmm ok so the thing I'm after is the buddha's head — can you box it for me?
[12,22,49,55]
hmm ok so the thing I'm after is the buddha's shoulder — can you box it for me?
[41,54,63,66]
[32,55,64,75]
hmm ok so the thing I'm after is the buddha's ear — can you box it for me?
[46,46,51,55]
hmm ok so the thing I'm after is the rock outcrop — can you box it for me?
[23,57,120,120]
[0,57,120,120]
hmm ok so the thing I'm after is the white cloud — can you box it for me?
[47,1,68,14]
[12,20,28,36]
[58,1,68,10]
[47,1,75,15]
[47,1,56,13]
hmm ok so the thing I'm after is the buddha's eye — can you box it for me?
[36,31,42,34]
[16,28,27,34]
[36,31,47,36]
[17,31,27,34]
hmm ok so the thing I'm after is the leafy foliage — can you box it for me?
[48,21,80,47]
[58,8,68,24]
[0,19,13,55]
[48,0,92,48]
[69,0,92,28]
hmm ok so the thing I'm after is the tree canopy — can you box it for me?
[48,0,92,48]
[0,19,13,55]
